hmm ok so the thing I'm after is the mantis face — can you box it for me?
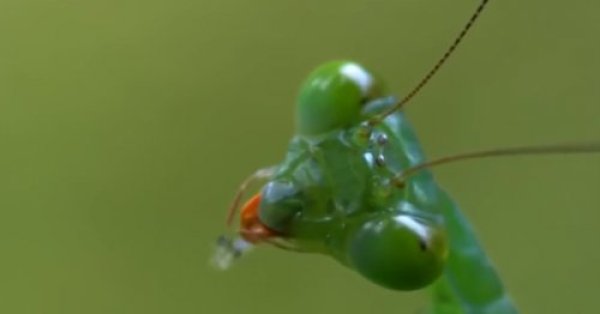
[234,61,448,290]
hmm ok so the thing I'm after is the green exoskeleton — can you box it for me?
[214,1,600,313]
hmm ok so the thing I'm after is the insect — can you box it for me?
[213,1,599,313]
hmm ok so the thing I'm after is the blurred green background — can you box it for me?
[1,0,599,313]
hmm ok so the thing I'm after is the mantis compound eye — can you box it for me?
[347,213,448,291]
[296,61,386,135]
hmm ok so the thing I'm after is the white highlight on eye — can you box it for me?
[340,62,373,96]
[394,215,429,240]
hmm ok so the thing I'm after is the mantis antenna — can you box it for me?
[394,142,600,183]
[370,0,491,125]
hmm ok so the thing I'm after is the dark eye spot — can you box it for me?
[419,239,428,252]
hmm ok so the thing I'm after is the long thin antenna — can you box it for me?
[395,142,600,183]
[370,0,491,126]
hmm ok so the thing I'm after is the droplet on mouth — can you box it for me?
[210,235,254,270]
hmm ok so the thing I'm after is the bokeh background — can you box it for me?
[1,0,599,313]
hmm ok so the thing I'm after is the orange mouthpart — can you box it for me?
[240,193,277,243]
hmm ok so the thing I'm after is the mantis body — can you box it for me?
[215,1,599,313]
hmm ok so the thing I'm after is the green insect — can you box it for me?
[214,1,600,313]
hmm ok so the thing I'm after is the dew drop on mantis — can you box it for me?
[212,1,600,313]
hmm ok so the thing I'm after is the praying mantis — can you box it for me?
[213,1,599,313]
